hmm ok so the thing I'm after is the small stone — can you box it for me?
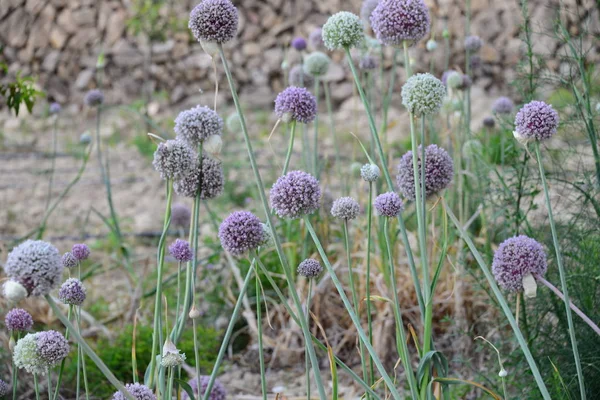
[105,10,126,45]
[42,50,60,72]
[49,26,68,49]
[75,69,94,89]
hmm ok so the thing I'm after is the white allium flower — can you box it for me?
[3,280,28,302]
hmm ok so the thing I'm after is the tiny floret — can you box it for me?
[152,139,197,181]
[173,155,224,199]
[169,239,193,262]
[112,383,157,400]
[5,308,34,332]
[492,97,514,114]
[270,170,321,219]
[58,278,87,306]
[36,330,69,366]
[274,87,317,124]
[181,376,226,400]
[291,36,307,51]
[370,0,430,46]
[84,89,104,107]
[396,144,454,200]
[71,243,90,261]
[322,12,364,50]
[401,73,446,116]
[175,105,223,149]
[360,163,380,182]
[331,197,361,220]
[2,280,28,302]
[188,0,238,44]
[297,258,323,278]
[304,52,331,77]
[374,192,404,217]
[4,240,63,296]
[464,35,483,52]
[218,211,265,256]
[514,100,559,141]
[492,235,547,292]
[288,65,314,88]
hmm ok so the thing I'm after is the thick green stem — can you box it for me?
[283,120,297,176]
[34,374,40,400]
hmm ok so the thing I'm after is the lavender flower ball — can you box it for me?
[36,330,69,366]
[288,65,314,88]
[360,0,380,25]
[492,235,547,292]
[84,89,104,107]
[189,0,238,44]
[359,54,378,70]
[4,240,63,297]
[62,252,78,269]
[360,163,380,182]
[401,73,446,116]
[304,52,330,77]
[113,383,157,400]
[175,106,223,149]
[182,376,226,400]
[274,87,317,124]
[492,97,514,114]
[218,211,265,256]
[396,144,454,201]
[58,278,87,306]
[309,28,324,50]
[331,197,360,220]
[173,155,224,199]
[0,379,8,396]
[464,35,483,52]
[322,12,364,50]
[371,0,430,46]
[5,308,34,332]
[270,170,321,219]
[514,100,559,141]
[71,243,90,261]
[374,192,404,217]
[13,333,48,375]
[152,139,197,181]
[169,239,193,262]
[49,102,61,115]
[171,203,191,230]
[291,36,307,51]
[297,258,323,278]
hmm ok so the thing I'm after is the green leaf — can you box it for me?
[175,378,196,400]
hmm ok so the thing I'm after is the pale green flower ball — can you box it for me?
[401,73,446,116]
[303,52,331,77]
[322,12,364,50]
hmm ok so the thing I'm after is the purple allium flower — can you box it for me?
[291,36,307,51]
[359,54,378,70]
[175,105,223,149]
[171,203,191,230]
[182,376,226,400]
[402,73,446,116]
[0,379,8,396]
[188,0,238,44]
[309,28,324,50]
[514,100,559,141]
[274,87,317,124]
[492,97,514,114]
[49,102,61,115]
[322,12,364,50]
[288,65,314,88]
[113,383,157,400]
[36,330,69,366]
[5,308,34,332]
[374,192,404,217]
[470,54,482,69]
[4,240,63,297]
[71,243,90,261]
[331,197,360,220]
[297,258,323,278]
[370,0,430,46]
[152,139,197,181]
[174,154,224,199]
[169,239,193,262]
[84,89,104,107]
[304,52,330,77]
[270,170,321,219]
[13,333,47,375]
[360,163,380,182]
[360,0,380,25]
[492,235,547,292]
[218,211,265,256]
[58,278,87,306]
[396,144,454,201]
[483,116,495,128]
[464,35,483,52]
[61,252,78,269]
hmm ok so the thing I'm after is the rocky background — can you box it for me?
[0,0,598,110]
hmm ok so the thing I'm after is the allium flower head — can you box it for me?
[182,376,226,400]
[288,65,314,88]
[226,113,241,132]
[492,97,514,114]
[58,278,87,305]
[2,280,28,302]
[152,139,197,181]
[492,235,547,292]
[322,12,364,50]
[470,54,482,68]
[36,330,69,366]
[270,170,321,219]
[360,163,380,182]
[304,52,331,77]
[309,28,324,49]
[483,116,495,128]
[169,239,193,262]
[464,35,483,52]
[4,240,63,296]
[0,379,8,396]
[443,70,463,89]
[84,89,104,107]
[514,100,559,141]
[61,252,78,269]
[359,54,378,70]
[171,203,191,230]
[188,0,238,44]
[370,0,430,46]
[71,243,90,261]
[396,144,454,200]
[175,105,223,148]
[161,339,186,368]
[113,383,157,400]
[291,36,307,51]
[274,87,317,124]
[374,192,404,217]
[259,223,273,247]
[218,211,264,256]
[297,258,323,278]
[360,0,380,26]
[174,154,224,199]
[13,333,48,375]
[49,102,61,115]
[426,39,438,51]
[401,73,446,116]
[331,197,360,220]
[5,308,34,332]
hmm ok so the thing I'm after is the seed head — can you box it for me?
[173,154,224,199]
[304,52,331,77]
[168,239,193,262]
[0,379,8,396]
[464,35,483,52]
[36,330,70,366]
[270,170,321,219]
[218,211,265,256]
[514,100,559,141]
[360,163,380,182]
[291,36,307,51]
[84,89,104,107]
[152,139,197,181]
[13,333,48,375]
[71,243,91,261]
[359,54,378,70]
[112,383,157,400]
[492,97,514,114]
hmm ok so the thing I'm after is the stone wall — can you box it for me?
[0,0,598,109]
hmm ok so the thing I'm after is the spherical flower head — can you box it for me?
[152,139,197,181]
[359,54,378,70]
[492,97,514,114]
[309,28,324,50]
[13,333,48,375]
[291,36,307,51]
[470,54,482,69]
[492,235,547,292]
[161,339,186,368]
[443,70,463,89]
[396,144,454,201]
[401,73,446,116]
[322,12,364,50]
[297,258,323,278]
[36,330,69,366]
[426,39,437,51]
[270,170,321,219]
[218,211,264,256]
[175,105,224,148]
[84,89,104,107]
[259,223,274,247]
[226,112,242,132]
[464,35,483,52]
[169,239,193,262]
[2,280,28,302]
[71,243,90,261]
[331,197,360,220]
[188,0,238,44]
[370,0,430,46]
[288,65,314,88]
[360,163,380,182]
[182,376,226,400]
[171,203,191,230]
[514,100,559,141]
[61,252,78,269]
[5,308,34,332]
[374,192,404,217]
[0,379,8,396]
[303,52,331,77]
[113,383,157,400]
[483,116,495,128]
[274,87,317,124]
[4,240,63,297]
[49,102,61,115]
[361,0,380,25]
[58,278,87,306]
[173,154,224,199]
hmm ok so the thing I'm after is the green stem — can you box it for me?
[12,332,20,400]
[52,306,72,400]
[403,41,412,78]
[365,183,375,390]
[283,120,297,176]
[47,369,51,400]
[77,307,90,400]
[305,278,313,400]
[166,367,174,399]
[34,374,40,400]
[313,78,320,177]
[255,260,267,400]
[192,316,201,394]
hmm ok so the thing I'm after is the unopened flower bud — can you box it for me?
[189,305,201,319]
[499,369,508,377]
[426,39,438,51]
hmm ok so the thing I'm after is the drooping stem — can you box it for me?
[283,120,297,176]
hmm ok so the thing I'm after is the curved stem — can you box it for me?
[283,120,297,176]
